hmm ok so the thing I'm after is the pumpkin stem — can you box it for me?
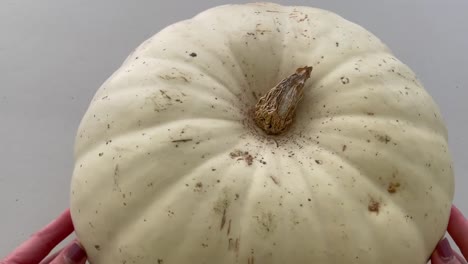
[253,66,312,135]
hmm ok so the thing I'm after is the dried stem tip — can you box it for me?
[254,66,312,135]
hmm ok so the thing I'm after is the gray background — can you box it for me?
[1,0,466,260]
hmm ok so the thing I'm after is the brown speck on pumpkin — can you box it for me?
[254,212,276,235]
[270,175,280,186]
[340,76,350,84]
[388,182,401,193]
[159,90,171,100]
[227,219,232,235]
[230,150,254,166]
[158,259,164,264]
[228,238,241,252]
[376,134,391,144]
[171,138,193,143]
[98,152,104,157]
[405,215,414,220]
[368,198,380,213]
[315,160,322,165]
[336,42,340,47]
[220,208,227,230]
[189,52,197,57]
[342,145,347,152]
[94,245,101,251]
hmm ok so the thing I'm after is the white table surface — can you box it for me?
[1,0,467,260]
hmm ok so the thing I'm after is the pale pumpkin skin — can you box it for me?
[70,3,454,264]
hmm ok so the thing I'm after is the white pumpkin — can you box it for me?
[70,3,454,264]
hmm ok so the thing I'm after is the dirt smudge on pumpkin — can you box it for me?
[159,90,171,100]
[220,208,227,230]
[387,182,401,193]
[254,211,276,236]
[146,89,180,112]
[159,74,189,83]
[375,134,391,144]
[113,164,122,192]
[368,198,380,213]
[214,197,230,215]
[214,190,232,231]
[289,10,308,22]
[227,219,232,235]
[255,29,271,35]
[228,237,240,252]
[269,175,280,186]
[171,138,193,143]
[194,182,204,193]
[289,209,300,226]
[230,150,254,166]
[340,76,350,84]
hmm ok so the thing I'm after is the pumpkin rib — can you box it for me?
[295,156,381,261]
[307,51,391,93]
[108,148,243,261]
[75,132,246,260]
[142,54,244,103]
[135,43,246,105]
[314,119,450,185]
[314,126,452,231]
[75,116,242,161]
[303,113,447,143]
